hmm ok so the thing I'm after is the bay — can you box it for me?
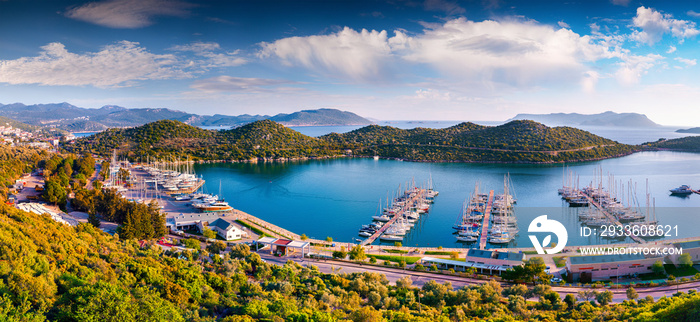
[193,151,700,249]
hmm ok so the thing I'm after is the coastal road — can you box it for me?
[259,252,700,303]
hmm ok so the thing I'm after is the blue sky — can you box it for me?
[1,0,700,125]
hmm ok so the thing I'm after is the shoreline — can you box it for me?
[181,150,641,165]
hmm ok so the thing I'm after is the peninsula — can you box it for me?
[67,119,637,163]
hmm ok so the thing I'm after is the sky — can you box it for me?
[1,0,700,125]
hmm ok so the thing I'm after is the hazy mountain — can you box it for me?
[0,103,369,131]
[509,111,660,128]
[269,108,372,126]
[676,127,700,134]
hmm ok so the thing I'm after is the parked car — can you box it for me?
[550,277,563,283]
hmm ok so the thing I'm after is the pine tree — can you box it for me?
[88,212,101,228]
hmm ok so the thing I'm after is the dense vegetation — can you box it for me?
[647,136,700,152]
[1,207,700,321]
[72,187,167,240]
[0,146,45,198]
[68,119,637,163]
[68,120,340,161]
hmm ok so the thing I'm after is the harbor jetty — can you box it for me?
[478,190,494,249]
[360,181,438,246]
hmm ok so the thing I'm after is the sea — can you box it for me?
[191,123,700,248]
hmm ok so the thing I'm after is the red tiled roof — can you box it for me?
[273,239,292,245]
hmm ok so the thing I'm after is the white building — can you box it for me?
[207,218,245,240]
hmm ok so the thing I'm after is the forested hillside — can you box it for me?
[68,119,637,163]
[1,206,700,321]
[647,136,700,152]
[323,120,636,162]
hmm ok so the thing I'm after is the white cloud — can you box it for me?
[667,45,677,53]
[402,18,617,87]
[413,88,452,100]
[688,10,700,18]
[615,53,663,86]
[259,27,403,81]
[423,0,465,15]
[631,6,699,45]
[610,0,630,6]
[189,76,298,93]
[65,0,193,29]
[260,18,626,89]
[675,57,697,67]
[170,42,247,68]
[558,21,571,29]
[0,41,188,87]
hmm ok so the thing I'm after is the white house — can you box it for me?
[208,218,244,241]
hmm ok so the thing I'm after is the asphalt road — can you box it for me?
[258,252,700,303]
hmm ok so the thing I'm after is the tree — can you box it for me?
[626,287,639,301]
[679,253,693,268]
[88,212,101,228]
[206,241,227,254]
[181,238,201,251]
[348,245,366,261]
[332,250,346,259]
[450,251,459,260]
[230,244,251,258]
[396,276,412,290]
[202,227,216,239]
[43,178,66,205]
[325,236,333,243]
[504,284,528,297]
[577,290,597,302]
[394,241,402,247]
[596,290,613,306]
[349,306,382,322]
[564,294,577,307]
[300,234,308,240]
[652,260,666,275]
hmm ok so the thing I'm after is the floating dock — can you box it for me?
[582,194,645,244]
[478,190,494,250]
[362,188,426,246]
[162,179,205,195]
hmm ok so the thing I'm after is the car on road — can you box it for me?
[550,277,562,283]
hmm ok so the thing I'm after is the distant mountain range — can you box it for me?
[509,111,660,128]
[0,103,372,132]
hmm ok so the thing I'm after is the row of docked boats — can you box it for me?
[453,175,518,245]
[561,168,660,238]
[137,159,233,213]
[357,179,438,243]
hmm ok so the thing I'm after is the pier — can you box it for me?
[361,188,426,246]
[162,179,205,195]
[582,194,645,244]
[478,190,494,249]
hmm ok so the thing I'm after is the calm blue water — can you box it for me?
[72,132,98,138]
[193,151,700,248]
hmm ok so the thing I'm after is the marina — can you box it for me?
[360,180,438,246]
[191,151,700,247]
[559,167,662,244]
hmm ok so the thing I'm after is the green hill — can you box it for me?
[322,120,634,163]
[68,119,338,161]
[68,119,636,163]
[269,108,371,126]
[647,136,700,152]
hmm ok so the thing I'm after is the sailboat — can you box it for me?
[192,180,233,212]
